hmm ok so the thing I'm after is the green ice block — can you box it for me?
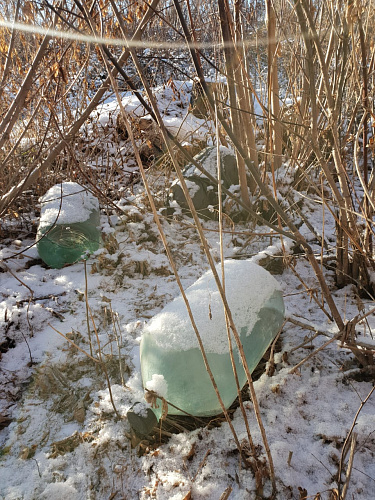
[140,260,285,418]
[37,182,100,269]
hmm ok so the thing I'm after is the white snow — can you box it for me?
[142,259,281,354]
[180,178,200,197]
[145,374,168,398]
[38,182,99,229]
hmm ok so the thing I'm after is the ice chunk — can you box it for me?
[37,182,101,269]
[140,259,285,417]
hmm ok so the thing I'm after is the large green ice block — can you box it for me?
[140,259,285,418]
[37,182,101,269]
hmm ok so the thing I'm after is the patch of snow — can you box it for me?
[142,259,281,354]
[39,483,79,500]
[145,374,168,398]
[38,182,99,229]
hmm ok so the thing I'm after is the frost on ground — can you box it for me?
[1,84,375,500]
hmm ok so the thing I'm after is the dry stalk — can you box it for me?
[321,175,325,308]
[218,0,252,205]
[0,91,48,171]
[266,320,286,377]
[109,304,126,387]
[287,316,329,353]
[0,0,21,96]
[216,101,255,454]
[340,433,357,500]
[0,15,53,148]
[266,0,282,171]
[288,260,334,322]
[289,302,375,374]
[337,385,375,498]
[87,302,121,419]
[219,486,233,500]
[353,112,375,214]
[48,323,101,364]
[233,0,259,180]
[192,449,211,482]
[84,260,94,358]
[356,12,372,256]
[289,333,343,375]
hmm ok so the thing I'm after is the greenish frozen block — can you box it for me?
[37,211,101,269]
[36,182,101,269]
[141,260,285,418]
[141,286,285,418]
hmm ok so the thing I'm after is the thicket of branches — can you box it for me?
[1,1,375,496]
[1,0,374,290]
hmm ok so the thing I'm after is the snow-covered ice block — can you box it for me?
[37,182,101,269]
[140,259,285,417]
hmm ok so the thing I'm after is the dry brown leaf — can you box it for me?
[298,486,308,499]
[186,442,196,461]
[329,489,339,500]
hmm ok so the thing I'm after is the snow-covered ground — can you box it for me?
[1,82,375,500]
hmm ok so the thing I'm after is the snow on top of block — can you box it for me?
[145,374,168,398]
[143,259,282,354]
[39,182,99,229]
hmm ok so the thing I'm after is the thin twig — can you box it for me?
[266,320,286,376]
[219,486,232,500]
[289,333,342,374]
[87,302,121,419]
[337,385,375,497]
[84,260,94,357]
[48,323,101,364]
[216,98,255,454]
[341,433,357,500]
[192,449,211,482]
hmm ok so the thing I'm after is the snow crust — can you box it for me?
[39,182,99,229]
[143,259,281,354]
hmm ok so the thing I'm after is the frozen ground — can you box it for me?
[1,82,375,500]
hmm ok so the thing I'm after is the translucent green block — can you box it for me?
[37,183,100,269]
[140,260,285,418]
